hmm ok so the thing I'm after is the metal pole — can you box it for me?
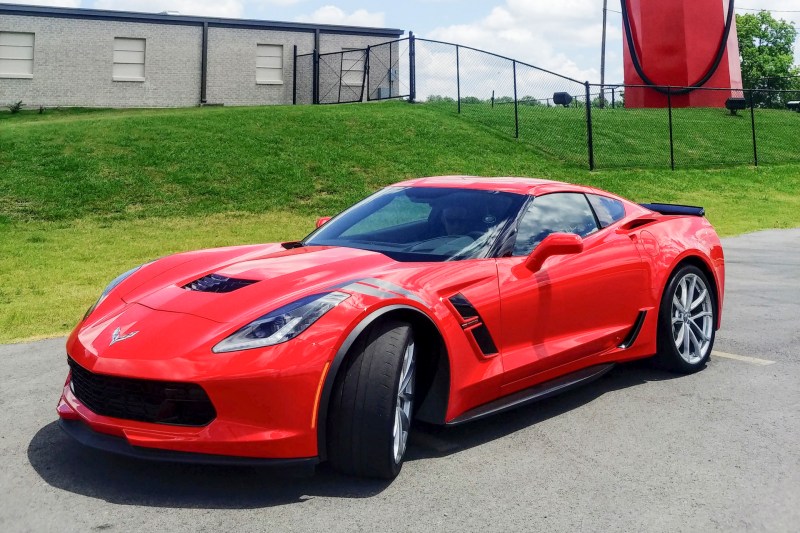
[600,0,608,108]
[409,32,416,103]
[337,51,344,104]
[388,41,393,98]
[513,61,519,139]
[611,87,615,108]
[585,81,594,170]
[360,47,369,102]
[667,87,675,171]
[750,89,758,166]
[200,22,208,104]
[313,29,320,105]
[456,45,461,114]
[292,45,297,105]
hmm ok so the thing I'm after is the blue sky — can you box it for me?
[6,1,799,84]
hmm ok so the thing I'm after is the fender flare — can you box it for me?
[315,303,441,461]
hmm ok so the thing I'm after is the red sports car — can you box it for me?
[59,176,724,478]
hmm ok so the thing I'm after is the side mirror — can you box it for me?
[316,216,332,228]
[524,233,583,272]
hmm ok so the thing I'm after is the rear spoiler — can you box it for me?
[639,203,705,217]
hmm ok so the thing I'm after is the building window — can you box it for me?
[113,37,146,82]
[341,48,365,86]
[0,32,34,78]
[256,44,283,84]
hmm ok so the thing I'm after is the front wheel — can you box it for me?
[655,265,717,373]
[327,320,416,479]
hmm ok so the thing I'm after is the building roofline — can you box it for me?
[0,3,405,37]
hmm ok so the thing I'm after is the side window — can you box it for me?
[587,194,626,228]
[513,193,599,256]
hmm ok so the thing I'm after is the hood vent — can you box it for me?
[183,274,258,293]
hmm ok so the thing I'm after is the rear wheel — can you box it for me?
[327,320,416,479]
[655,265,716,373]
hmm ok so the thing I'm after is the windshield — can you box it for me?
[304,186,527,261]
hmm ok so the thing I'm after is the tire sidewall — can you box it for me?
[387,326,415,477]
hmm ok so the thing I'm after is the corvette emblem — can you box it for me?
[110,327,138,346]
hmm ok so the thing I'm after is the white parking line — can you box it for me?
[712,351,776,366]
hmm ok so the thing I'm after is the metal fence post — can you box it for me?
[312,48,320,105]
[667,87,675,171]
[292,45,297,105]
[388,41,393,98]
[456,45,461,114]
[611,87,615,109]
[749,89,758,166]
[409,32,416,103]
[585,81,594,170]
[513,61,519,139]
[360,47,370,102]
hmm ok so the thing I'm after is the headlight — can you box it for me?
[83,264,147,320]
[213,292,350,353]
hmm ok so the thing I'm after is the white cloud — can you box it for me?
[296,5,385,28]
[426,1,618,86]
[91,0,244,18]
[1,0,81,6]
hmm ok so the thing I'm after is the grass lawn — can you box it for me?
[1,101,798,343]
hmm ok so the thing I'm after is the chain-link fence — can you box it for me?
[589,84,800,169]
[293,35,800,170]
[294,50,314,105]
[413,39,589,166]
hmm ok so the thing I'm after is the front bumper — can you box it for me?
[59,418,318,469]
[60,327,336,460]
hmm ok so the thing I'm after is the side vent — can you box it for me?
[618,310,647,349]
[183,274,258,293]
[447,293,499,356]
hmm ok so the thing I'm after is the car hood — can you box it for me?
[120,245,409,324]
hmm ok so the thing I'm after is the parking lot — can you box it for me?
[1,229,798,532]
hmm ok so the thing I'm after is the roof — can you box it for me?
[394,176,590,196]
[0,3,405,37]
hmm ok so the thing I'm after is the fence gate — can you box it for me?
[294,38,410,105]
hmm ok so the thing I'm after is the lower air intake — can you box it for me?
[68,358,216,426]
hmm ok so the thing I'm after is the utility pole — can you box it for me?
[600,0,608,108]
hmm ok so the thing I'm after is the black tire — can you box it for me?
[327,320,416,479]
[655,265,717,373]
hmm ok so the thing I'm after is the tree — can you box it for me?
[736,11,800,107]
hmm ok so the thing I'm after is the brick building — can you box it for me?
[0,3,403,107]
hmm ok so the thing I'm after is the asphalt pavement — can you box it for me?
[1,229,798,532]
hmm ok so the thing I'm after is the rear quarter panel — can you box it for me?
[636,215,725,327]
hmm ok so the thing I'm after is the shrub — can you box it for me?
[6,101,24,113]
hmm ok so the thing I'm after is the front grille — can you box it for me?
[183,273,257,293]
[68,358,216,426]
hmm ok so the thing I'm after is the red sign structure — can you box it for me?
[622,0,743,108]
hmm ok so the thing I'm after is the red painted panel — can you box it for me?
[623,0,743,108]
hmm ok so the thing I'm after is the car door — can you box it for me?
[495,192,648,389]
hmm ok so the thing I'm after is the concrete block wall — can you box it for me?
[205,27,314,107]
[0,15,202,108]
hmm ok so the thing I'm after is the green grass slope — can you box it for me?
[0,101,799,342]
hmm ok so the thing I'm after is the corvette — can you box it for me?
[59,176,724,479]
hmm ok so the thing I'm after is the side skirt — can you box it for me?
[446,363,615,425]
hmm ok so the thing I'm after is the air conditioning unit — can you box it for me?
[378,87,392,99]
